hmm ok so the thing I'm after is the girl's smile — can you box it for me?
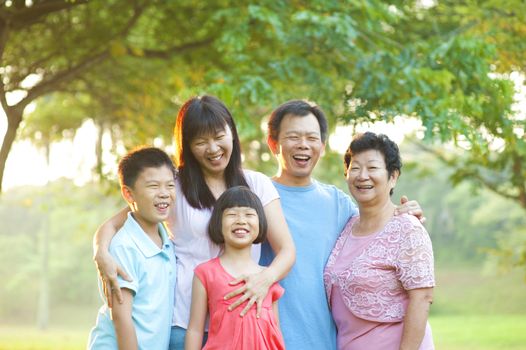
[221,206,259,249]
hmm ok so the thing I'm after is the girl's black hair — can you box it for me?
[174,95,248,209]
[208,186,267,245]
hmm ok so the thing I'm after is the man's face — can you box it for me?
[269,113,325,186]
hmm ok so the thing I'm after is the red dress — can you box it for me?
[195,257,286,350]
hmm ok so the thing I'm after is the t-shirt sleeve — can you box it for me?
[110,243,140,295]
[395,216,435,290]
[244,170,279,207]
[270,283,285,302]
[337,189,358,232]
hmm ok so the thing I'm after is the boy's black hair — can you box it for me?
[118,146,176,188]
[208,186,267,245]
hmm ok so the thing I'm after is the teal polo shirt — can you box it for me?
[88,213,177,349]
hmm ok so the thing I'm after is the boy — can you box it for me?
[88,147,177,349]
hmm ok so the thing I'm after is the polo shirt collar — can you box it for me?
[124,212,171,258]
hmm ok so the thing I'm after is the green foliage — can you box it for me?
[340,1,526,213]
[0,180,121,323]
[394,141,526,268]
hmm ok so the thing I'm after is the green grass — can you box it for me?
[2,315,526,349]
[431,314,526,350]
[0,326,87,350]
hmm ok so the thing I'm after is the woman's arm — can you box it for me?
[92,206,131,306]
[111,288,138,350]
[225,198,295,317]
[185,276,208,350]
[400,287,434,350]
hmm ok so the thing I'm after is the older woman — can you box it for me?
[324,132,435,350]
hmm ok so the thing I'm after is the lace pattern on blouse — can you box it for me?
[324,215,435,322]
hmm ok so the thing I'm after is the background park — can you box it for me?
[0,1,525,349]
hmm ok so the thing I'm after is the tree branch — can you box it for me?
[15,49,111,110]
[410,139,521,203]
[133,37,216,59]
[3,0,89,29]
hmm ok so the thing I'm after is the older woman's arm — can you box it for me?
[399,287,434,350]
[225,198,296,317]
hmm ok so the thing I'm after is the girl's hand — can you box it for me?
[395,195,426,224]
[224,269,274,318]
[93,250,132,308]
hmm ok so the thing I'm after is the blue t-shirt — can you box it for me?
[88,213,177,350]
[260,180,357,350]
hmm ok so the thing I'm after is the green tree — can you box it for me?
[340,1,525,269]
[18,1,516,182]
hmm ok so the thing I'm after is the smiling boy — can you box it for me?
[88,147,177,350]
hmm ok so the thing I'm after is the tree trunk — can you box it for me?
[0,107,23,193]
[95,120,104,182]
[36,141,51,330]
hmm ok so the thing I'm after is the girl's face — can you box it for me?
[221,206,259,249]
[189,125,233,178]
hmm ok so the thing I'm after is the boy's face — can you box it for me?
[122,165,176,228]
[268,113,325,186]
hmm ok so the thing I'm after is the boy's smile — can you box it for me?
[124,165,176,236]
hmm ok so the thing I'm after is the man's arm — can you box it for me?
[396,195,426,223]
[111,288,138,350]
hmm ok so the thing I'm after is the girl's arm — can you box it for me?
[399,287,434,350]
[111,288,138,350]
[185,276,208,350]
[92,207,131,306]
[272,301,281,329]
[225,199,295,317]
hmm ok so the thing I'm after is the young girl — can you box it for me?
[185,186,285,350]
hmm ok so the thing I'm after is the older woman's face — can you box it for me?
[346,149,397,205]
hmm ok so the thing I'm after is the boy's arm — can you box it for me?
[111,288,138,350]
[92,207,131,307]
[185,276,208,350]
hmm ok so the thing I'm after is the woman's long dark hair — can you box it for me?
[174,95,248,209]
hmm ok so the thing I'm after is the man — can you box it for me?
[260,100,422,349]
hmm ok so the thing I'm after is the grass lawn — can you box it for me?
[1,266,525,349]
[2,314,526,349]
[0,325,87,350]
[431,314,526,350]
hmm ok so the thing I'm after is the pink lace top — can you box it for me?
[324,214,435,323]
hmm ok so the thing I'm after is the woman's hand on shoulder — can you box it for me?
[93,250,132,308]
[224,268,275,318]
